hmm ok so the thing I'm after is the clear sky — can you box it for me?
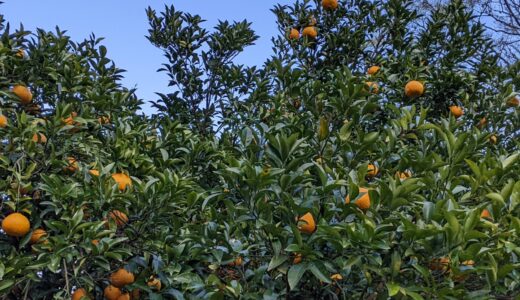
[2,1,293,113]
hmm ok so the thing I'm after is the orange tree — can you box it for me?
[1,0,520,299]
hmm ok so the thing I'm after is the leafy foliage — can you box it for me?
[0,0,519,299]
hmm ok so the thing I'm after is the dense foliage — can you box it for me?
[1,0,519,299]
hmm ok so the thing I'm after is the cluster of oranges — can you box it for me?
[71,268,161,299]
[287,0,338,41]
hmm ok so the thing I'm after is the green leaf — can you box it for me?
[464,159,480,178]
[0,280,14,292]
[308,262,331,284]
[386,282,400,296]
[288,264,306,290]
[485,193,505,206]
[268,255,288,271]
[160,148,169,161]
[501,153,519,169]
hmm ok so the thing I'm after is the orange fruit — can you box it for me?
[366,164,378,178]
[12,85,33,105]
[298,212,316,234]
[98,115,111,124]
[104,285,122,300]
[147,277,162,291]
[91,239,100,246]
[489,134,497,144]
[506,96,519,107]
[330,273,343,281]
[293,253,302,264]
[71,288,89,300]
[429,257,450,271]
[481,209,492,220]
[477,117,486,129]
[62,112,78,126]
[322,0,338,10]
[289,28,300,40]
[228,256,243,266]
[89,169,100,176]
[367,66,380,75]
[302,26,317,39]
[32,133,47,144]
[449,106,464,118]
[64,157,79,173]
[116,293,130,300]
[111,173,132,191]
[0,114,8,128]
[108,210,128,227]
[461,260,475,267]
[405,80,424,97]
[15,49,25,58]
[2,212,30,237]
[365,81,379,94]
[395,170,412,180]
[110,268,135,288]
[345,188,371,210]
[30,228,47,244]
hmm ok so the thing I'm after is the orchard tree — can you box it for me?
[1,0,519,299]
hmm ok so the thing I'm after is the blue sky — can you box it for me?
[2,1,293,113]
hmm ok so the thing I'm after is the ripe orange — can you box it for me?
[110,268,135,288]
[12,85,33,105]
[461,260,475,267]
[30,228,47,244]
[506,96,519,107]
[89,169,100,176]
[15,49,25,58]
[0,114,8,128]
[32,133,47,144]
[322,0,339,10]
[365,81,379,94]
[366,164,378,178]
[449,106,464,118]
[293,253,302,264]
[489,134,497,144]
[64,157,79,173]
[345,188,370,210]
[477,117,487,129]
[480,209,492,220]
[91,239,100,246]
[330,273,343,281]
[395,170,412,180]
[405,80,424,97]
[429,257,450,271]
[2,212,30,237]
[367,66,380,75]
[228,256,243,266]
[98,115,111,124]
[147,276,162,291]
[108,210,128,227]
[289,28,300,40]
[298,212,316,234]
[104,285,122,300]
[62,112,78,126]
[302,26,317,39]
[71,288,89,300]
[116,293,130,300]
[112,173,132,191]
